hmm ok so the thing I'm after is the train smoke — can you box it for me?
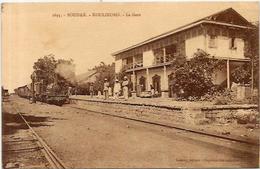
[55,62,76,84]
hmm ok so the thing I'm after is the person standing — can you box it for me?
[108,87,112,97]
[67,86,72,96]
[103,78,109,100]
[122,76,129,100]
[150,84,155,97]
[75,87,77,96]
[113,79,121,99]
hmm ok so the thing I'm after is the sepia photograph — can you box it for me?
[1,2,259,168]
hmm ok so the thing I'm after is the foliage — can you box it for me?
[33,54,76,94]
[245,22,259,87]
[92,62,115,92]
[246,22,259,61]
[231,64,251,85]
[33,54,57,84]
[171,49,223,100]
[213,89,233,105]
[117,70,127,82]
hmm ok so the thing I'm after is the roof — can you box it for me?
[76,70,98,84]
[112,8,254,56]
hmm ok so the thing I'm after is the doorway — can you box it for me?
[152,74,161,96]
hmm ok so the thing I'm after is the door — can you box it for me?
[152,74,161,96]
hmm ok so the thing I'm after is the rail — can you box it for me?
[15,108,67,169]
[68,101,259,146]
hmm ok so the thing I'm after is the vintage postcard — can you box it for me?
[2,2,259,168]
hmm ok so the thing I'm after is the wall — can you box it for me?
[206,35,245,59]
[185,25,246,60]
[135,66,173,91]
[143,51,154,67]
[185,35,205,58]
[115,59,122,73]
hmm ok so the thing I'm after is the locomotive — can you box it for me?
[15,80,69,106]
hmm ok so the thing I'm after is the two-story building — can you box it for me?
[112,8,254,98]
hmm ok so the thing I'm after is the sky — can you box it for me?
[2,2,259,92]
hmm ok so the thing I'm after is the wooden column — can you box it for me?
[251,59,254,91]
[146,68,150,91]
[163,66,167,90]
[132,71,136,91]
[132,70,137,98]
[133,56,135,68]
[203,25,207,52]
[227,59,230,89]
[163,48,166,63]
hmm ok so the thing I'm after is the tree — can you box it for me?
[92,62,115,93]
[231,64,251,85]
[249,22,259,88]
[33,54,76,94]
[33,54,57,84]
[171,50,223,99]
[238,22,259,88]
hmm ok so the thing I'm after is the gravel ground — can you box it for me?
[5,96,259,168]
[2,101,50,169]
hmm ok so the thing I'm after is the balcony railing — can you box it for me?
[122,63,133,71]
[122,53,178,71]
[134,61,143,68]
[153,54,176,65]
[122,61,144,71]
[165,54,176,62]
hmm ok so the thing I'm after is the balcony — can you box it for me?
[153,54,176,65]
[165,54,176,62]
[134,60,143,68]
[122,63,133,71]
[122,61,144,71]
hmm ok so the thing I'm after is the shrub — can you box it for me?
[231,64,251,85]
[171,49,223,100]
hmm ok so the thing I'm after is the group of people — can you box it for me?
[89,76,130,100]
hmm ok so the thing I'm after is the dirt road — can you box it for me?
[4,96,259,168]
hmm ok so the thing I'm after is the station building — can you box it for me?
[112,8,254,98]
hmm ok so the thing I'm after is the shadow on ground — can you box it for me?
[2,112,65,135]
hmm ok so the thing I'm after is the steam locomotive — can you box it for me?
[15,80,69,106]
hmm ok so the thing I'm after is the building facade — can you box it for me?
[112,8,254,98]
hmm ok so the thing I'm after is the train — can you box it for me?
[15,80,69,106]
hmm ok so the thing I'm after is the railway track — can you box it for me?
[68,104,258,146]
[16,110,67,169]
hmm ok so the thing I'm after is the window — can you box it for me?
[134,54,143,68]
[165,45,177,62]
[230,37,237,50]
[209,35,217,48]
[153,48,164,64]
[122,57,133,70]
[126,57,133,65]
